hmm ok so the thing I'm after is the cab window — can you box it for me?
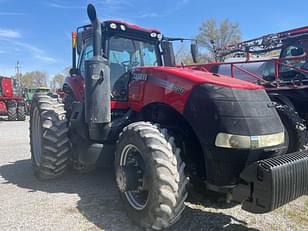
[280,39,307,75]
[79,44,93,77]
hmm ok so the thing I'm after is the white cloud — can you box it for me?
[13,41,57,64]
[46,3,85,9]
[0,29,21,38]
[179,0,190,4]
[137,12,161,19]
[0,12,26,16]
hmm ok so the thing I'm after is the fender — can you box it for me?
[63,75,85,102]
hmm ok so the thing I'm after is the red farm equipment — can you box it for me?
[197,26,308,154]
[29,4,308,230]
[0,76,25,121]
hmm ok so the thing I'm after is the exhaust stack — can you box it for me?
[84,4,111,127]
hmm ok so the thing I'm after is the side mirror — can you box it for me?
[191,43,199,63]
[291,47,304,56]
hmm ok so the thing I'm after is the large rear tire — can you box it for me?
[7,101,17,121]
[276,104,306,153]
[115,122,188,230]
[30,93,71,180]
[17,103,26,121]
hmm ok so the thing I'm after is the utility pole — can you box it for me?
[15,61,21,88]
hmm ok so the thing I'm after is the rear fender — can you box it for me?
[63,76,84,102]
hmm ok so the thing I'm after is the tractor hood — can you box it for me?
[134,66,263,90]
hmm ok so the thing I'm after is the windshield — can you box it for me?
[280,38,308,80]
[108,36,159,100]
[109,37,158,79]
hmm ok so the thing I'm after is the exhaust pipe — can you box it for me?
[84,4,111,126]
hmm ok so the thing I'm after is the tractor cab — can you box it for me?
[75,21,164,101]
[72,20,198,101]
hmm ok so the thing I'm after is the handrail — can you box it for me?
[212,55,308,85]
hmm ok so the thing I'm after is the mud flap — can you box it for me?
[233,150,308,213]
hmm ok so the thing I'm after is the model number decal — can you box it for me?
[148,77,185,95]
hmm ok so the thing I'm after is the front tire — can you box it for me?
[17,103,26,121]
[115,122,188,230]
[275,104,306,153]
[7,101,17,121]
[30,93,71,180]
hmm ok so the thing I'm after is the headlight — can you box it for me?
[215,132,285,149]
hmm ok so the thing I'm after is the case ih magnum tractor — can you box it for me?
[202,27,308,154]
[0,76,25,121]
[29,4,308,230]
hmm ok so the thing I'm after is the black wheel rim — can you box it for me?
[120,144,148,210]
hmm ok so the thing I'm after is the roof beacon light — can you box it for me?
[120,24,126,31]
[110,23,117,29]
[150,32,157,38]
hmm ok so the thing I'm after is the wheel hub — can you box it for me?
[118,144,149,210]
[116,166,139,192]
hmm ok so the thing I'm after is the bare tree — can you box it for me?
[197,19,241,61]
[21,71,49,88]
[175,45,193,65]
[50,74,65,91]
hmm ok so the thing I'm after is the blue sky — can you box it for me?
[1,0,308,78]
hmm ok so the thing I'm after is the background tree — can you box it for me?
[196,19,241,61]
[175,45,194,65]
[175,43,210,65]
[50,74,65,91]
[21,71,48,88]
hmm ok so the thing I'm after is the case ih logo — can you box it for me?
[132,73,185,95]
[132,73,148,81]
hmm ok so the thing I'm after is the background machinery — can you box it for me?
[24,87,50,114]
[199,26,308,153]
[0,76,25,121]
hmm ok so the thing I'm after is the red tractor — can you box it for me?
[29,4,308,230]
[0,76,25,121]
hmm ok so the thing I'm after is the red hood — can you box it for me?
[135,66,263,90]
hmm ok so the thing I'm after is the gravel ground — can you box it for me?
[0,117,307,231]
